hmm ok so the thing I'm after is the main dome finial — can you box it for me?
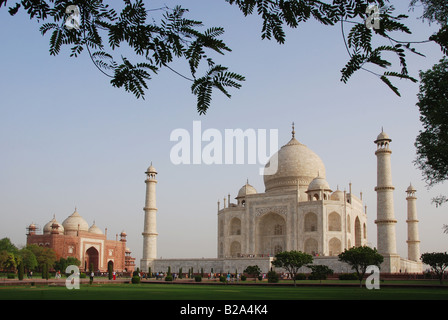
[292,122,295,138]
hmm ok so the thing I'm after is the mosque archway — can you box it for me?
[256,212,286,256]
[85,247,99,272]
[107,260,114,272]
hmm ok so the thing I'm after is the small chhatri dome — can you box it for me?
[331,188,344,201]
[146,162,157,174]
[88,221,103,235]
[375,127,391,143]
[62,208,89,234]
[236,180,257,198]
[43,215,64,235]
[307,174,331,191]
[407,183,416,193]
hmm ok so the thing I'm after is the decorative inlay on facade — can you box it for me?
[255,206,288,217]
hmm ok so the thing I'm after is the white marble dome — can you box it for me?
[62,209,89,234]
[88,222,103,235]
[263,136,326,193]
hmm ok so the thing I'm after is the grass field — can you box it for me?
[0,281,447,300]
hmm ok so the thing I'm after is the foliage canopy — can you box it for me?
[1,0,446,113]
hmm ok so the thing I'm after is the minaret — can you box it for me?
[374,129,399,272]
[406,183,420,262]
[140,163,158,272]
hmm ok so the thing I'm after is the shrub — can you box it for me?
[338,273,359,280]
[240,275,247,281]
[7,273,15,279]
[267,270,279,283]
[294,273,307,280]
[194,275,202,282]
[131,276,141,284]
[219,275,226,283]
[165,275,173,281]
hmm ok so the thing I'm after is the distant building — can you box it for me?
[26,209,135,274]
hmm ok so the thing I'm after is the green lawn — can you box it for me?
[0,282,447,300]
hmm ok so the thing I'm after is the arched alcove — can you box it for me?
[256,212,286,256]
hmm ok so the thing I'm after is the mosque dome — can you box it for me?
[263,127,326,193]
[331,188,344,201]
[307,175,331,192]
[62,209,89,234]
[236,180,257,199]
[88,222,103,235]
[43,216,64,234]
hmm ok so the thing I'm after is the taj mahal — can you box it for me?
[141,126,423,274]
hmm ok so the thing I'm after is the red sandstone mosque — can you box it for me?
[26,208,135,273]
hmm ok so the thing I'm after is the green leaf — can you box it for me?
[380,75,400,96]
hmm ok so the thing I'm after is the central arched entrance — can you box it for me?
[256,212,286,256]
[85,247,99,272]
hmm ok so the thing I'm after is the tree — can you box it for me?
[0,238,18,255]
[0,0,245,114]
[18,262,24,280]
[0,250,17,272]
[338,246,384,287]
[17,247,38,273]
[243,265,261,281]
[1,1,446,114]
[267,269,279,283]
[27,244,57,272]
[271,250,313,286]
[414,57,448,207]
[308,265,334,283]
[421,252,448,284]
[410,0,448,27]
[42,262,49,280]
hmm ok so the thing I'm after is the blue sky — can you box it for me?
[0,1,446,264]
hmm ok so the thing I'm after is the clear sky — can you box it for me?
[0,1,446,265]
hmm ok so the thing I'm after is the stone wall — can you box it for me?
[153,255,423,275]
[153,257,274,274]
